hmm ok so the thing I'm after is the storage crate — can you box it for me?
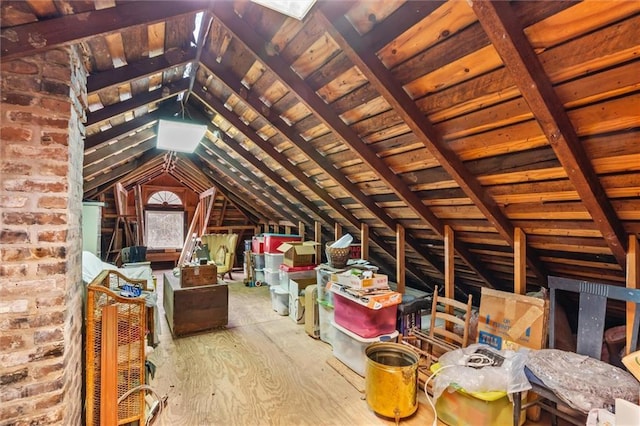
[319,300,335,344]
[277,241,318,267]
[332,290,399,338]
[265,253,284,271]
[252,253,265,269]
[252,236,264,254]
[279,264,316,291]
[433,378,526,426]
[265,268,280,286]
[180,264,217,288]
[270,285,289,316]
[331,321,398,376]
[254,268,265,285]
[263,233,302,253]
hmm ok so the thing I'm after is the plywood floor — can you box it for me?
[147,271,554,426]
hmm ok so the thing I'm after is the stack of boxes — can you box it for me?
[328,269,401,376]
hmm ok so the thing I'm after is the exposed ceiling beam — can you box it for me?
[316,5,530,286]
[199,54,446,277]
[183,11,213,105]
[1,1,210,60]
[85,128,156,166]
[85,109,163,150]
[85,79,189,126]
[87,46,197,93]
[470,0,628,269]
[192,85,432,288]
[84,137,156,179]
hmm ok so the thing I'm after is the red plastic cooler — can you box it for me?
[263,234,302,253]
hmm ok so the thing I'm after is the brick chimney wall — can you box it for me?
[0,46,87,425]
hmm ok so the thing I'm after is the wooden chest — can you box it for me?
[163,272,228,337]
[180,264,217,287]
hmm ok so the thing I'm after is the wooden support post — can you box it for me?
[100,305,118,426]
[444,225,454,300]
[315,221,322,264]
[285,225,292,235]
[627,234,639,355]
[514,227,527,295]
[134,185,144,245]
[298,221,305,239]
[334,223,342,242]
[396,224,405,294]
[360,223,369,260]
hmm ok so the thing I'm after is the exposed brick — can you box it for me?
[40,132,68,146]
[37,196,67,209]
[0,298,28,313]
[2,213,36,226]
[32,362,63,380]
[33,297,64,310]
[0,264,28,278]
[0,195,29,208]
[4,110,32,123]
[0,229,29,244]
[30,312,64,329]
[0,317,29,331]
[32,247,66,260]
[0,334,26,351]
[1,75,41,93]
[42,63,70,81]
[0,400,26,421]
[44,49,70,65]
[40,97,71,115]
[33,328,63,345]
[41,80,70,97]
[37,230,67,243]
[1,59,39,74]
[23,377,63,397]
[39,163,69,177]
[36,115,69,129]
[1,92,37,106]
[3,178,67,193]
[0,162,32,175]
[29,343,64,361]
[0,126,32,142]
[36,262,67,276]
[0,384,22,403]
[34,213,67,225]
[34,390,63,410]
[1,248,31,262]
[0,367,28,385]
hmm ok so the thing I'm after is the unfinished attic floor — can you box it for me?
[147,270,558,426]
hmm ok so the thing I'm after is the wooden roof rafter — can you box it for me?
[210,2,491,289]
[193,84,435,288]
[316,3,547,286]
[470,0,628,269]
[0,0,211,60]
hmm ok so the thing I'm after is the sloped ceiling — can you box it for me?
[2,0,639,297]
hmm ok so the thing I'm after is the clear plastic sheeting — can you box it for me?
[432,343,531,402]
[526,349,640,413]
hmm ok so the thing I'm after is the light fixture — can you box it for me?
[250,0,316,20]
[156,119,207,153]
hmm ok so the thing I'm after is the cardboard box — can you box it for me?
[328,282,401,309]
[330,270,388,290]
[277,241,318,267]
[477,288,549,351]
[180,264,217,288]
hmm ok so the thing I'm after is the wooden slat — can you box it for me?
[396,224,405,294]
[628,235,639,355]
[100,304,118,426]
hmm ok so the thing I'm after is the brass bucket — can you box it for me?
[365,342,419,420]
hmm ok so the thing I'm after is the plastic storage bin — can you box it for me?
[279,264,316,290]
[265,253,284,271]
[331,321,398,376]
[263,234,302,254]
[270,285,289,315]
[265,269,279,286]
[333,291,399,338]
[254,268,265,285]
[318,300,335,344]
[252,253,265,269]
[252,236,264,254]
[434,381,526,426]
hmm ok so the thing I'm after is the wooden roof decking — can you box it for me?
[2,0,639,296]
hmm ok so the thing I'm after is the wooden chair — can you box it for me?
[402,286,473,386]
[513,276,640,426]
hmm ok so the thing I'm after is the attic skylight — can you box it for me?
[250,0,316,20]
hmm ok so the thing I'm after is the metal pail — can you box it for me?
[365,342,419,420]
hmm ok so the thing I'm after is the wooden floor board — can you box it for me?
[148,270,554,425]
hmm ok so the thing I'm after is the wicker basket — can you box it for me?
[326,242,350,269]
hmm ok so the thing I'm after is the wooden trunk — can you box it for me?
[180,264,217,288]
[163,272,228,337]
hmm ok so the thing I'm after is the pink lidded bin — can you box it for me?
[333,291,398,338]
